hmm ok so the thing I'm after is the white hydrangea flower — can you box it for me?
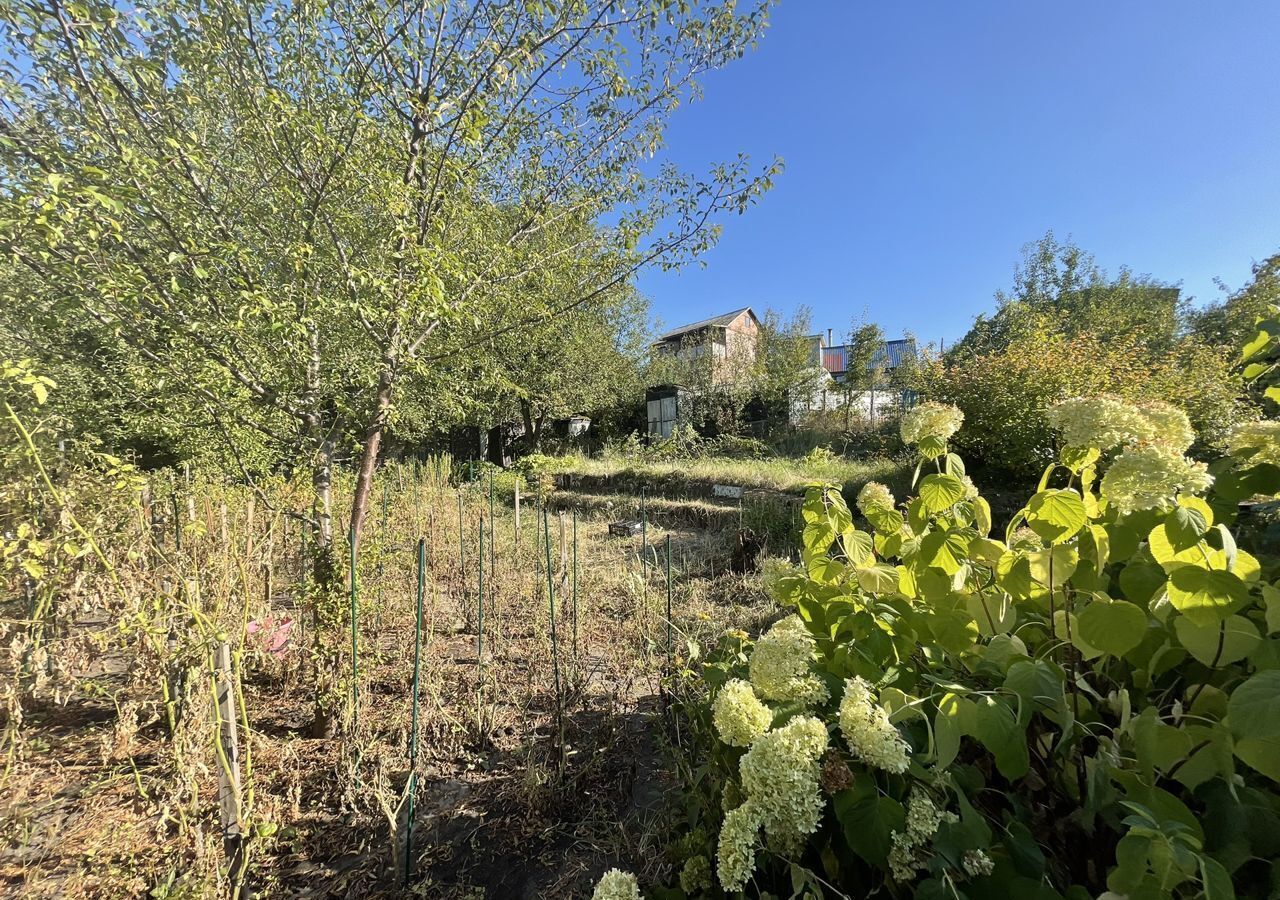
[748,616,828,705]
[679,855,712,894]
[716,800,761,892]
[712,679,773,748]
[888,791,957,882]
[592,868,641,900]
[962,849,995,878]
[1136,400,1196,453]
[739,715,829,855]
[1048,396,1197,454]
[1228,419,1280,469]
[900,402,964,445]
[857,481,896,515]
[838,677,911,773]
[1046,396,1153,451]
[1100,444,1213,513]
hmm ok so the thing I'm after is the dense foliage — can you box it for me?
[924,330,1245,478]
[927,235,1262,478]
[654,313,1280,899]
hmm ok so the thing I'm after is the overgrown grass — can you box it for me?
[541,450,911,496]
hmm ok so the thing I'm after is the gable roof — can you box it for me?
[655,307,755,343]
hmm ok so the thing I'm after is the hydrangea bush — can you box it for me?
[653,312,1280,899]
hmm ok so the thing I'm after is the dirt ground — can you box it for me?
[1,479,778,899]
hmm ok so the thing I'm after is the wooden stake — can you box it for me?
[213,641,246,895]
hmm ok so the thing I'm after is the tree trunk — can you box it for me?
[308,428,341,738]
[349,352,397,553]
[520,399,545,452]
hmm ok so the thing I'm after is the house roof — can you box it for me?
[871,338,918,370]
[822,338,918,375]
[655,307,755,343]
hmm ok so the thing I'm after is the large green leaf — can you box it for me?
[918,527,970,576]
[1228,671,1280,742]
[1078,597,1148,657]
[1027,544,1077,588]
[973,697,1029,779]
[997,551,1036,599]
[917,474,967,515]
[1173,615,1260,666]
[855,564,899,594]
[1004,658,1065,722]
[1234,737,1280,782]
[840,526,874,565]
[934,692,967,769]
[1167,567,1249,627]
[833,780,905,868]
[1025,489,1087,544]
[1163,505,1209,553]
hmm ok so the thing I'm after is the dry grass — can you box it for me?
[543,450,910,496]
[1,461,775,899]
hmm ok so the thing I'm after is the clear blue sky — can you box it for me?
[637,1,1280,348]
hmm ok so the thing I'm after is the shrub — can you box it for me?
[925,330,1249,479]
[666,318,1280,899]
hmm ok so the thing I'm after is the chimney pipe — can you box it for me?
[826,327,832,346]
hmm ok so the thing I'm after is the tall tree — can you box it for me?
[0,0,778,732]
[950,232,1187,358]
[752,306,825,427]
[837,319,885,430]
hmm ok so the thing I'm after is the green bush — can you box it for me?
[652,322,1280,899]
[925,330,1250,479]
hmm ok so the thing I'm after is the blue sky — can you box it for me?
[637,1,1280,348]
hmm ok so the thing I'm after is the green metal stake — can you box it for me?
[571,508,578,662]
[488,471,496,624]
[375,478,389,633]
[477,520,485,667]
[349,524,359,732]
[405,538,425,884]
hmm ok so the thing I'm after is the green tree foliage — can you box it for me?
[753,307,827,427]
[925,331,1246,477]
[1190,253,1280,350]
[836,318,886,429]
[950,232,1188,359]
[0,0,779,553]
[933,235,1253,477]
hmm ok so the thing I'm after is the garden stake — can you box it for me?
[348,524,358,732]
[457,487,466,627]
[666,535,673,681]
[405,538,425,885]
[542,506,564,772]
[640,488,648,614]
[488,471,497,628]
[171,488,181,551]
[374,479,389,634]
[477,520,485,668]
[571,507,578,663]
